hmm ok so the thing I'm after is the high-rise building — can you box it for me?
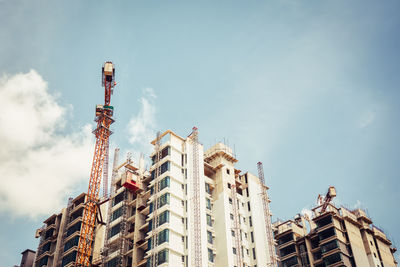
[274,202,398,267]
[33,193,107,267]
[17,249,36,267]
[101,129,275,267]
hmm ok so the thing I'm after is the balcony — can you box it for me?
[68,216,82,227]
[277,233,295,248]
[280,244,297,260]
[318,227,336,243]
[321,240,339,255]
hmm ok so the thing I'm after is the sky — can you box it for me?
[1,0,399,265]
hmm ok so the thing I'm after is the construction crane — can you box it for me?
[76,62,116,266]
[257,162,278,267]
[317,186,337,213]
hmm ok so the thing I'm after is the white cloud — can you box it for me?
[127,88,157,158]
[0,70,92,218]
[301,208,313,219]
[353,200,362,209]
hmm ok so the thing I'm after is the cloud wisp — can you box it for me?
[127,88,157,159]
[0,70,93,218]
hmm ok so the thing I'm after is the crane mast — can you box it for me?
[257,162,277,267]
[76,62,116,266]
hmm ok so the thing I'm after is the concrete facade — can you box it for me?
[33,193,106,267]
[101,129,274,267]
[19,249,36,267]
[274,203,397,267]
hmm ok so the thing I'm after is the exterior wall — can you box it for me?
[361,230,381,267]
[247,172,270,267]
[20,249,36,267]
[274,204,398,267]
[343,219,370,266]
[33,193,104,267]
[375,237,397,267]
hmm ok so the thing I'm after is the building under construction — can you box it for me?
[33,129,276,267]
[274,188,398,267]
[98,129,276,267]
[33,193,107,267]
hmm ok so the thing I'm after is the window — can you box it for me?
[112,192,124,206]
[66,222,81,237]
[206,198,212,210]
[63,236,79,252]
[151,146,170,164]
[228,183,231,189]
[323,252,341,265]
[231,230,235,237]
[109,223,121,238]
[245,174,248,183]
[157,249,169,264]
[208,248,214,262]
[158,229,169,244]
[246,188,249,197]
[111,207,123,221]
[230,214,234,220]
[227,169,230,175]
[39,255,49,267]
[229,198,232,204]
[249,216,253,227]
[252,247,256,259]
[321,240,338,253]
[159,176,170,191]
[61,251,76,267]
[247,202,251,211]
[207,214,212,226]
[158,193,170,208]
[205,183,212,194]
[233,247,237,254]
[158,211,170,226]
[251,232,254,243]
[207,231,213,244]
[149,203,153,214]
[151,161,170,179]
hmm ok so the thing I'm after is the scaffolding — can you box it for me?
[190,127,202,267]
[231,184,243,267]
[102,139,110,199]
[257,162,277,267]
[149,131,162,267]
[102,148,120,266]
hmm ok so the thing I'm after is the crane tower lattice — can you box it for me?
[76,62,116,266]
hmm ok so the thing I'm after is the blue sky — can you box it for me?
[1,0,399,265]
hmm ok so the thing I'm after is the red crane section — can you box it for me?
[76,62,116,266]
